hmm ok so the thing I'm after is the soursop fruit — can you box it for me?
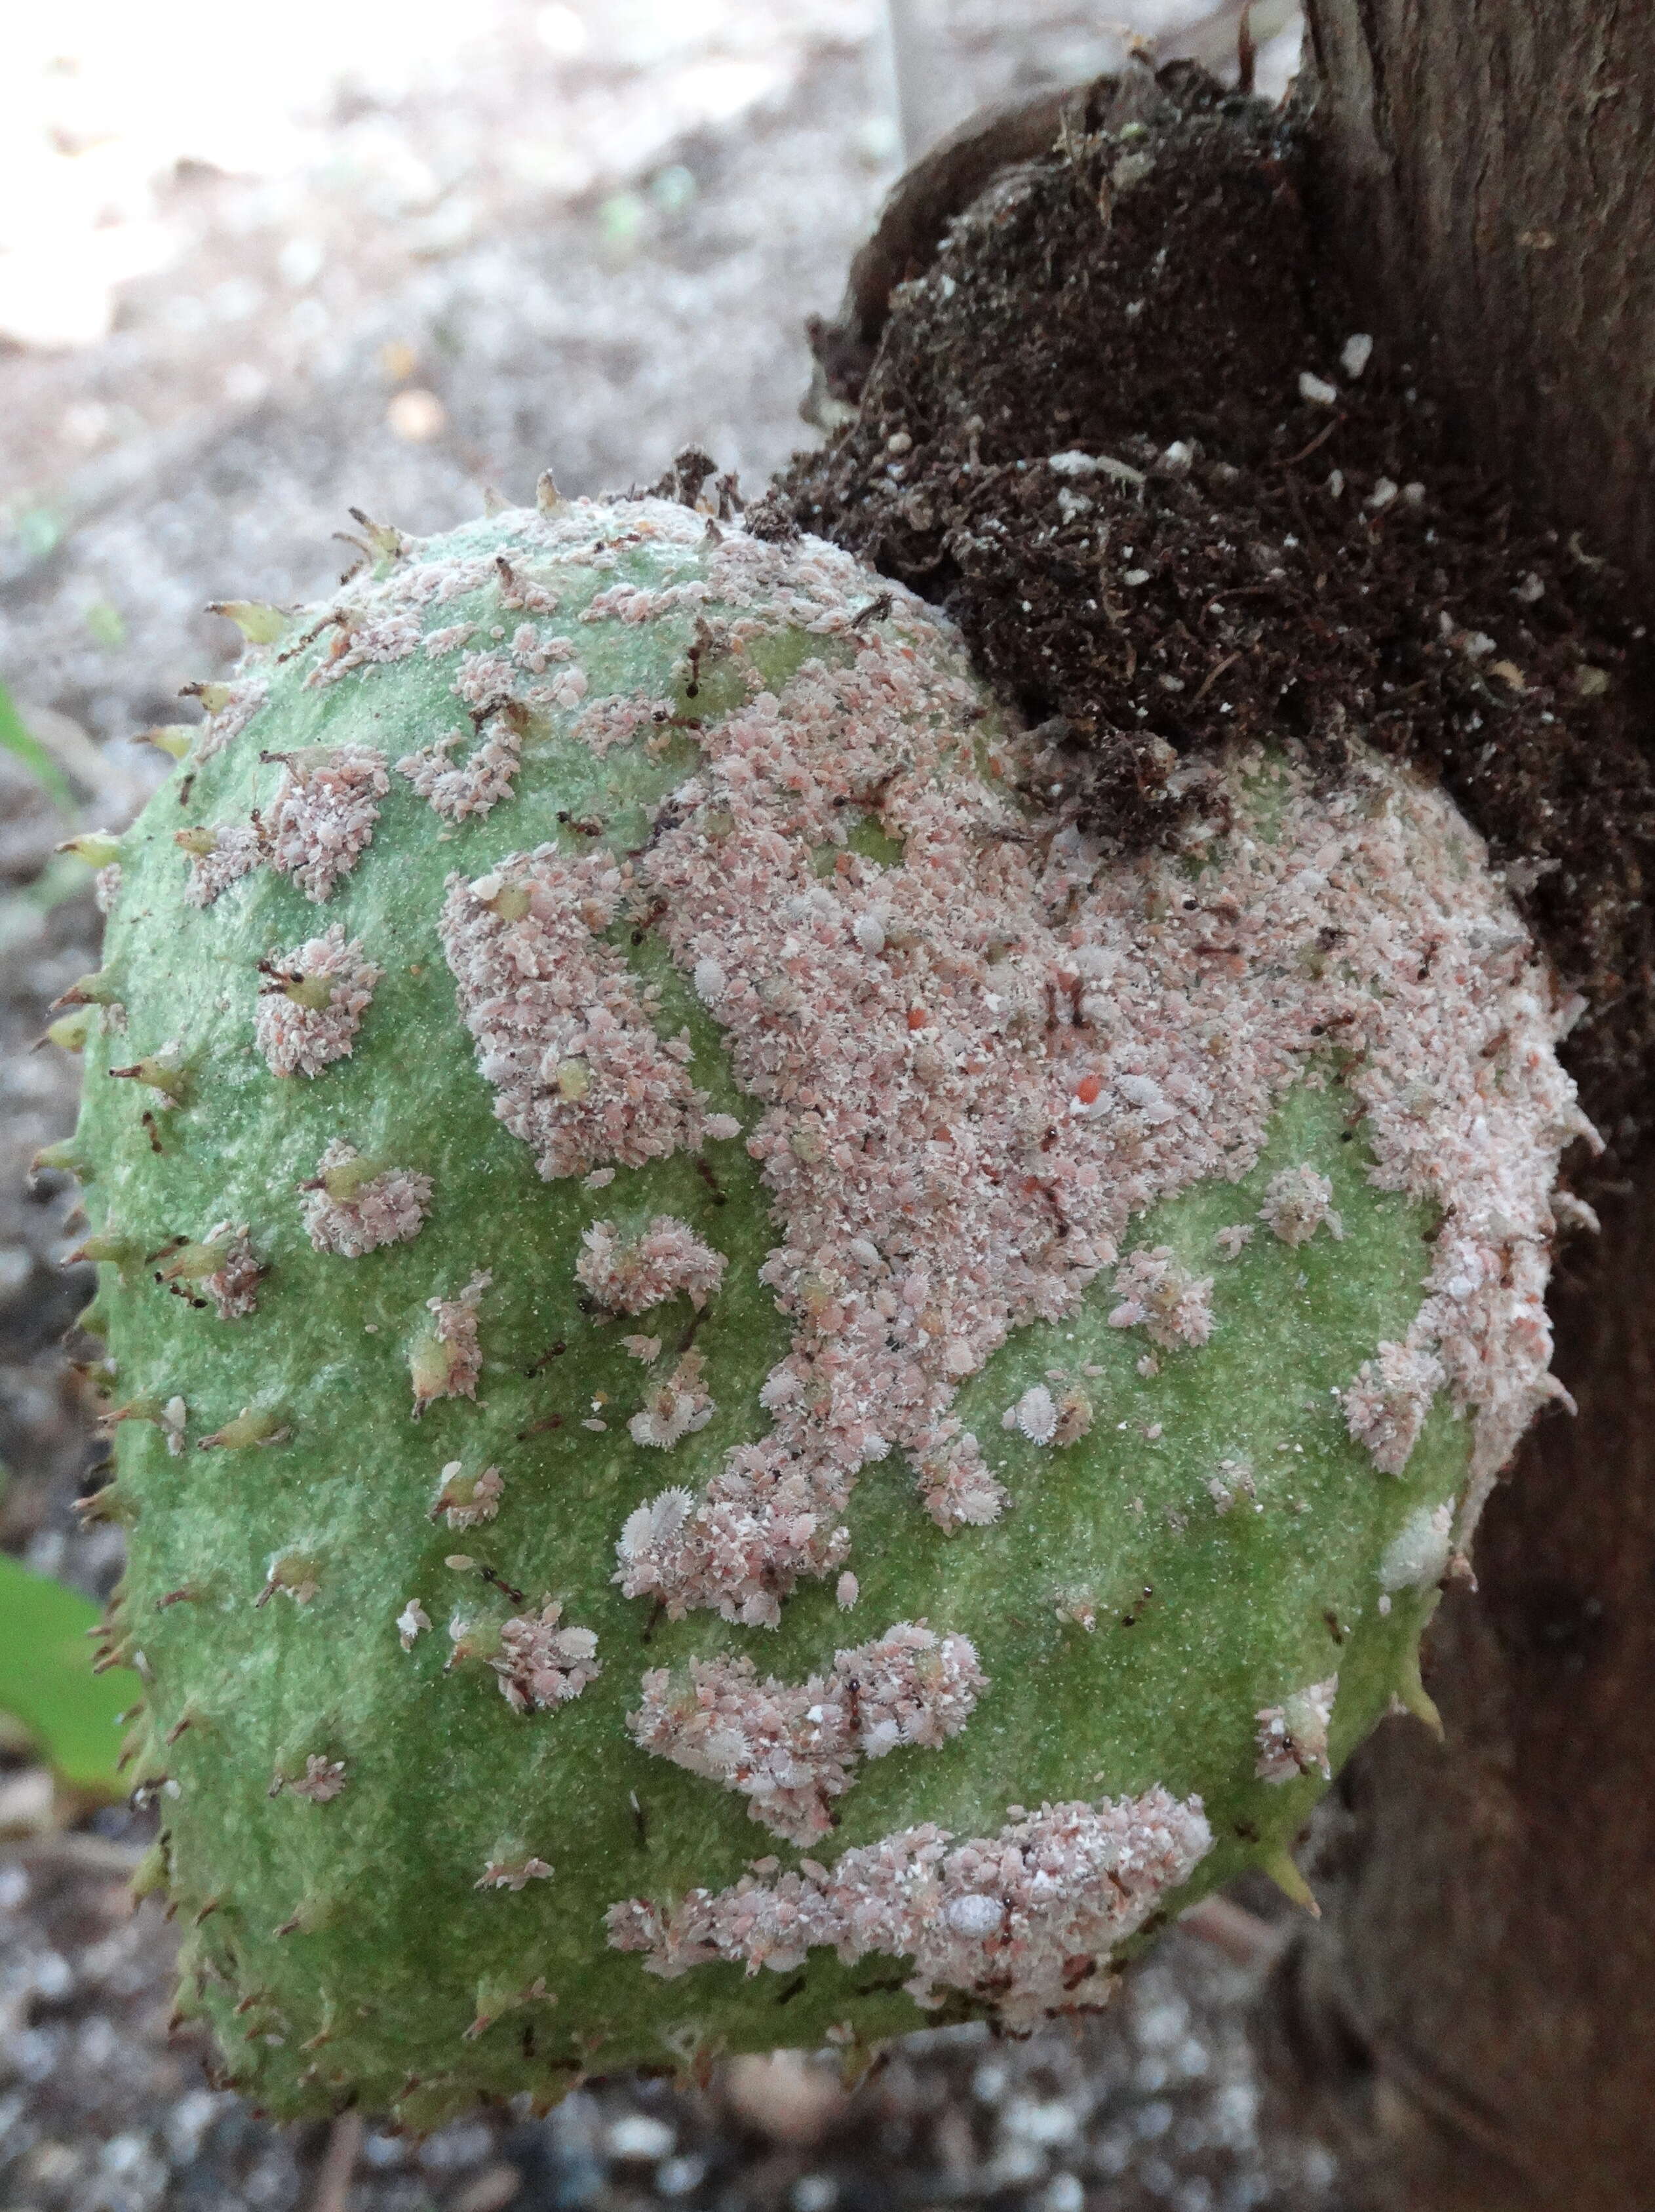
[58,486,1587,2125]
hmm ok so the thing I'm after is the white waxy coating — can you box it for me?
[265,743,389,901]
[301,1139,432,1258]
[253,925,380,1079]
[1379,1500,1455,1592]
[1255,1676,1338,1784]
[543,509,1586,1604]
[191,675,268,762]
[441,849,712,1181]
[576,1215,727,1314]
[486,1600,602,1714]
[1106,1249,1215,1349]
[607,1787,1211,2024]
[628,1622,985,1844]
[1340,1340,1447,1477]
[294,498,1586,1593]
[628,1353,715,1450]
[1258,1164,1344,1248]
[410,1270,490,1414]
[182,825,263,908]
[199,1221,261,1320]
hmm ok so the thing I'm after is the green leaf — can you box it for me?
[0,1551,136,1794]
[0,679,75,812]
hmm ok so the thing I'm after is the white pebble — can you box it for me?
[1340,332,1374,378]
[1298,371,1338,406]
[608,2114,675,2161]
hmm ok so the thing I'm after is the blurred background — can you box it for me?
[0,7,1325,2209]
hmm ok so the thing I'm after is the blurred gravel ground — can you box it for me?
[3,1844,1332,2212]
[0,6,1331,2206]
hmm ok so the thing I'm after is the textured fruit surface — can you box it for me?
[68,494,1584,2124]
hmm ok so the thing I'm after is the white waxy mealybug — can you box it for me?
[1255,1676,1338,1784]
[477,1856,554,1891]
[284,1756,347,1803]
[1340,1341,1446,1476]
[1107,1250,1215,1350]
[1258,1164,1344,1248]
[488,1601,601,1714]
[179,823,263,908]
[628,1353,714,1450]
[577,1217,726,1315]
[432,1461,504,1530]
[409,1273,490,1416]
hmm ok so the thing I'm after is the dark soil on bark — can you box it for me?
[779,61,1655,1163]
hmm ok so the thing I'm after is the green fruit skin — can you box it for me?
[71,500,1462,2127]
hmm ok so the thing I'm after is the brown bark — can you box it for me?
[1264,9,1655,2206]
[1302,0,1655,582]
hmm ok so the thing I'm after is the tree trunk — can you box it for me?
[1302,1,1655,577]
[1262,9,1655,2206]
